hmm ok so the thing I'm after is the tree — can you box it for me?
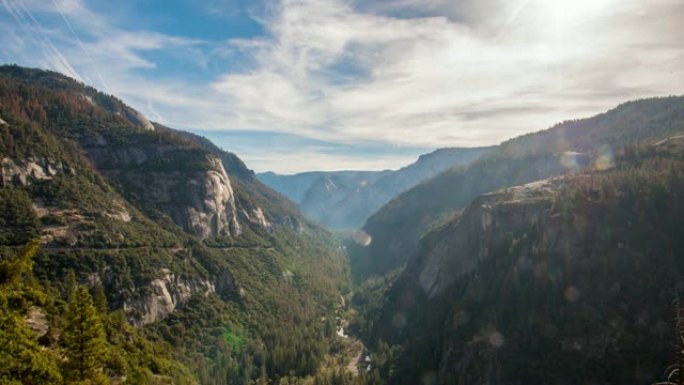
[91,283,107,315]
[62,285,108,384]
[0,240,61,384]
[0,311,62,384]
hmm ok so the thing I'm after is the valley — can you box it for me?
[1,64,684,385]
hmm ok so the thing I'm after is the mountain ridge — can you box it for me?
[258,146,492,228]
[0,65,352,385]
[351,95,684,280]
[362,136,684,384]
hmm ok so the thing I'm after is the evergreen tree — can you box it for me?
[62,285,109,384]
[0,240,61,384]
[91,283,107,315]
[0,311,62,384]
[64,270,77,301]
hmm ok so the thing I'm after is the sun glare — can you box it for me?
[539,0,615,29]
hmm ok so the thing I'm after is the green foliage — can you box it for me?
[0,311,62,384]
[0,188,40,245]
[0,240,199,384]
[62,285,109,384]
[364,140,684,385]
[222,327,245,351]
[0,240,61,385]
[0,240,45,310]
[0,65,355,385]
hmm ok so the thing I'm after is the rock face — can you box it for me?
[124,106,155,131]
[24,307,49,337]
[1,157,69,187]
[83,134,243,239]
[243,206,272,229]
[417,179,558,299]
[122,269,217,326]
[184,156,240,238]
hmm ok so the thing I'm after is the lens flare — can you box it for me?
[352,230,372,246]
[560,151,584,170]
[392,312,407,328]
[489,331,505,348]
[564,286,581,303]
[594,145,615,171]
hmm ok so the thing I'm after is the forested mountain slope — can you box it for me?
[355,135,684,385]
[352,96,684,280]
[0,65,352,385]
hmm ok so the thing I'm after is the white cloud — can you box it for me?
[1,0,683,171]
[208,0,684,148]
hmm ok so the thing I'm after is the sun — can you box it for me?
[539,0,615,29]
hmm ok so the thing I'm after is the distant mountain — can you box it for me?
[258,147,492,229]
[0,65,348,384]
[258,170,390,206]
[362,136,684,385]
[351,96,684,280]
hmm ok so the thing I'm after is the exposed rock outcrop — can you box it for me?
[242,206,272,229]
[187,156,241,238]
[84,135,243,238]
[123,268,216,326]
[1,157,69,187]
[24,307,49,337]
[123,106,155,131]
[416,179,558,298]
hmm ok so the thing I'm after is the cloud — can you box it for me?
[209,0,684,149]
[1,0,683,172]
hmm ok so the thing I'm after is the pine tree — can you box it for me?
[62,285,109,384]
[64,270,77,300]
[0,240,61,384]
[91,283,107,315]
[0,310,62,384]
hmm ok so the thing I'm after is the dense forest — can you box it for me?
[0,65,373,385]
[349,137,684,385]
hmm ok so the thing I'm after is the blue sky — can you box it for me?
[1,0,683,173]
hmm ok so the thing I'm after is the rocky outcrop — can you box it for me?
[123,106,155,131]
[123,268,216,326]
[416,179,558,298]
[24,307,49,337]
[1,157,70,187]
[187,156,241,238]
[84,135,243,238]
[119,158,241,238]
[242,206,272,229]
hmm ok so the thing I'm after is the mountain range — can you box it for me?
[257,146,492,229]
[2,63,684,385]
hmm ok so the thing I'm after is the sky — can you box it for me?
[1,0,683,173]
